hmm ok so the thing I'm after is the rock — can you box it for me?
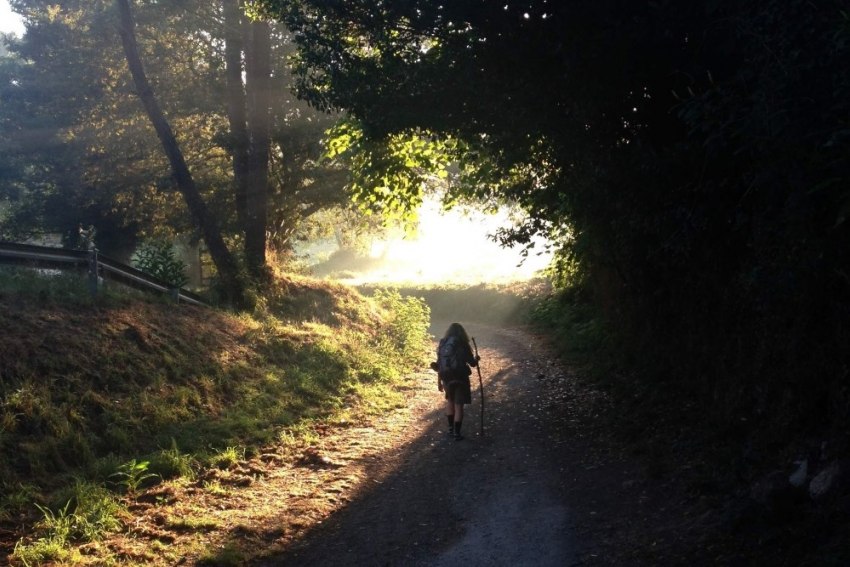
[809,461,847,501]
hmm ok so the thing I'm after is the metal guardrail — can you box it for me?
[0,240,208,307]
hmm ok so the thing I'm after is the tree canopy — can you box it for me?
[261,0,850,431]
[0,0,369,276]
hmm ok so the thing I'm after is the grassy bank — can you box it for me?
[0,267,431,564]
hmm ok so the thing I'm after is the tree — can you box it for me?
[116,0,244,303]
[1,0,365,272]
[262,0,850,432]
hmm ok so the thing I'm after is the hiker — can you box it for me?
[433,322,480,441]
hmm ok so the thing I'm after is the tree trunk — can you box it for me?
[244,18,272,279]
[223,0,250,230]
[116,0,244,305]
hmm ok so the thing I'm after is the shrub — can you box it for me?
[371,288,431,363]
[131,241,189,288]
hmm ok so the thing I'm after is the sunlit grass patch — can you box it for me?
[278,421,321,449]
[13,533,75,565]
[148,441,198,481]
[12,480,125,565]
[208,446,245,470]
[202,479,228,496]
[348,380,408,416]
[1,273,433,564]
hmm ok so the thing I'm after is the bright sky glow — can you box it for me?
[324,199,552,286]
[0,0,24,36]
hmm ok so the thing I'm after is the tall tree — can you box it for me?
[1,0,365,268]
[223,0,250,231]
[243,18,271,278]
[116,0,243,303]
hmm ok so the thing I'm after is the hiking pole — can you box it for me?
[471,337,484,437]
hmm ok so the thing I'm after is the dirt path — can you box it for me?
[93,322,710,566]
[252,322,579,566]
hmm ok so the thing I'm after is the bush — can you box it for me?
[131,241,189,288]
[372,288,431,363]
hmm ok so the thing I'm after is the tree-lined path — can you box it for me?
[250,323,705,567]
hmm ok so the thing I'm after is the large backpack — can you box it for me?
[437,336,466,384]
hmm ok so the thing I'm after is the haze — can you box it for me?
[0,1,23,36]
[307,199,552,286]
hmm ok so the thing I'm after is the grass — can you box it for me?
[164,514,220,532]
[208,446,245,470]
[360,279,550,326]
[0,266,432,564]
[13,481,125,565]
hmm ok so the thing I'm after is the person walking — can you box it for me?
[433,323,480,441]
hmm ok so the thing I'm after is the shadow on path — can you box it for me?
[251,322,578,566]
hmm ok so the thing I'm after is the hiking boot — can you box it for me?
[454,433,465,441]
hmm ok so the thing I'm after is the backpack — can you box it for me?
[437,336,467,383]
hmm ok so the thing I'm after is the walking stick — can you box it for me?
[471,337,484,437]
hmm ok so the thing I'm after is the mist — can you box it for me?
[307,199,553,286]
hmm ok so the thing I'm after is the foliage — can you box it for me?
[0,0,364,263]
[0,265,92,303]
[362,281,546,327]
[265,0,850,445]
[131,240,190,288]
[323,119,456,227]
[109,459,160,495]
[371,287,431,364]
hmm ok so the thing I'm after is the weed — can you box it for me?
[34,500,74,542]
[12,498,81,565]
[110,459,160,495]
[208,446,244,470]
[61,480,124,541]
[12,533,71,565]
[149,441,198,481]
[8,481,121,564]
[202,480,228,496]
